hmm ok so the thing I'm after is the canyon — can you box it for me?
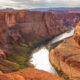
[0,10,80,73]
[0,11,80,44]
[49,22,80,80]
[0,10,80,80]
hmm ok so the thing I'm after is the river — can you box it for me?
[30,28,75,75]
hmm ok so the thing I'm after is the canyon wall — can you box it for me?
[50,22,80,80]
[74,22,80,45]
[0,11,80,44]
[0,10,80,73]
[0,11,66,44]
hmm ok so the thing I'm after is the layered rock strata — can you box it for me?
[49,23,80,80]
[0,11,80,44]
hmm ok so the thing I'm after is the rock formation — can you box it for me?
[74,22,80,45]
[0,10,80,73]
[0,68,64,80]
[49,22,80,80]
[0,11,66,44]
[0,71,3,74]
[0,11,80,44]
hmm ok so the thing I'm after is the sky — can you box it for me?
[0,0,80,9]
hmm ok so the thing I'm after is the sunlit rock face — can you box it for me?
[74,22,80,45]
[0,71,3,74]
[0,49,6,59]
[0,74,25,80]
[0,68,64,80]
[50,23,80,80]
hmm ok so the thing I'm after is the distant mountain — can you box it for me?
[0,8,15,11]
[25,7,80,11]
[0,7,80,11]
[26,8,51,11]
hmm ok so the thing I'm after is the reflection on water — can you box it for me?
[31,47,57,75]
[30,28,75,75]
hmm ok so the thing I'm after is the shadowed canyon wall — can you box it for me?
[0,11,80,44]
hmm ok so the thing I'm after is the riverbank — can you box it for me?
[30,28,74,76]
[0,36,50,73]
[0,32,65,73]
[0,31,68,73]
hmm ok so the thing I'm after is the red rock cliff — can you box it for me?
[0,10,80,73]
[74,22,80,45]
[0,11,66,44]
[50,23,80,80]
[0,11,80,44]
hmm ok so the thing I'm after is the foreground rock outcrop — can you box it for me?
[0,68,64,80]
[49,23,80,80]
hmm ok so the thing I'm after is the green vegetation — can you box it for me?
[16,64,26,69]
[7,44,30,69]
[7,54,26,64]
[27,36,48,48]
[16,55,26,64]
[7,36,48,71]
[0,60,20,72]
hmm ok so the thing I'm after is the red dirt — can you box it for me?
[0,68,64,80]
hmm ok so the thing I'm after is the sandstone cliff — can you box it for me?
[74,22,80,45]
[49,23,80,80]
[0,11,80,44]
[0,10,80,73]
[0,11,67,44]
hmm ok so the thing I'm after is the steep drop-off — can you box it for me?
[50,23,80,80]
[0,11,80,73]
[0,11,80,44]
[0,11,68,73]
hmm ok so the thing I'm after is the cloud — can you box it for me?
[0,0,80,9]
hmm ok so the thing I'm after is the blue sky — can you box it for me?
[0,0,80,9]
